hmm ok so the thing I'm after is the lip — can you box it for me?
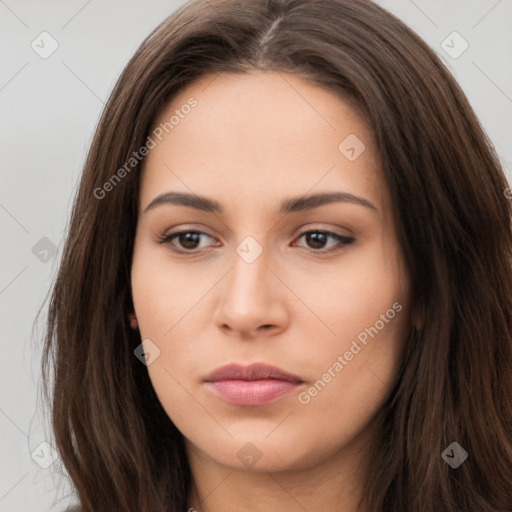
[204,362,304,406]
[204,362,303,383]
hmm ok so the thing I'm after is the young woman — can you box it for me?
[40,0,512,511]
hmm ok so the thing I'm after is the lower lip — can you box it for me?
[205,379,302,406]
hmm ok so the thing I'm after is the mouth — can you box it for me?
[203,362,304,406]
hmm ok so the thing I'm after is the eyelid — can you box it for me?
[157,224,355,255]
[160,223,353,240]
[158,223,215,241]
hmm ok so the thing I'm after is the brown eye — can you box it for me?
[175,232,203,250]
[295,230,354,253]
[157,228,354,255]
[158,230,217,253]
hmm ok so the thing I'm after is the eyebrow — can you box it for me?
[144,191,377,214]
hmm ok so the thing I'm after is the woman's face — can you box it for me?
[131,70,411,473]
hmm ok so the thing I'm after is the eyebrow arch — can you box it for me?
[144,191,377,214]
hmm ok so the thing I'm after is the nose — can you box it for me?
[213,243,289,337]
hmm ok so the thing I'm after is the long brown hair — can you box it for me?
[39,0,512,510]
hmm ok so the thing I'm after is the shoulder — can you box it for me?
[63,505,81,512]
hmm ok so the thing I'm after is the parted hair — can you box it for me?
[39,0,512,511]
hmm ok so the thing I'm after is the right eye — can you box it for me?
[157,230,219,253]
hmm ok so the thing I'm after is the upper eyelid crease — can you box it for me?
[159,229,354,254]
[144,191,377,215]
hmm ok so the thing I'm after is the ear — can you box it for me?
[129,311,138,330]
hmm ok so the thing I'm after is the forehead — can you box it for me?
[139,70,385,215]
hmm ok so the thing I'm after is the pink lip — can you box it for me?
[204,363,304,406]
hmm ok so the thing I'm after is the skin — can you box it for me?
[131,70,411,512]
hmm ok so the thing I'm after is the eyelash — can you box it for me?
[157,228,355,255]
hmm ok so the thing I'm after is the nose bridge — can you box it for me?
[214,233,285,333]
[228,235,271,305]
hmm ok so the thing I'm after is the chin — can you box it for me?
[190,432,330,473]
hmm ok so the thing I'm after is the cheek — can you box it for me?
[293,278,407,460]
[292,238,408,411]
[131,249,201,429]
[131,240,213,338]
[292,237,406,344]
[130,241,216,424]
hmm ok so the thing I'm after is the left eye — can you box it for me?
[158,229,354,254]
[294,230,354,252]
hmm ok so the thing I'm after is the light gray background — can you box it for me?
[1,1,511,510]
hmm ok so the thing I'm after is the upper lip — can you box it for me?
[204,362,304,383]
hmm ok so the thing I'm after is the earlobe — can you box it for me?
[129,311,138,330]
